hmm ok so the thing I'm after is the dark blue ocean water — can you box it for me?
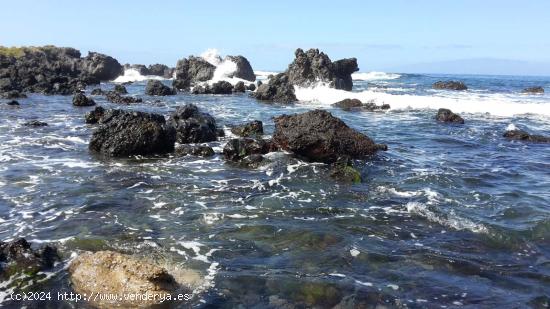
[0,72,549,308]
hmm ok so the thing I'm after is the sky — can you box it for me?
[1,0,550,75]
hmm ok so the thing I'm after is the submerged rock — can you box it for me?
[105,91,143,104]
[23,120,48,127]
[332,98,390,112]
[0,238,59,279]
[145,80,176,96]
[503,129,550,143]
[433,81,468,91]
[435,108,465,124]
[225,55,256,81]
[172,56,216,90]
[89,110,176,157]
[286,48,358,91]
[522,86,544,94]
[174,144,215,157]
[223,138,274,167]
[113,84,127,94]
[252,73,297,103]
[85,106,106,124]
[329,156,362,183]
[72,92,95,107]
[233,81,246,93]
[168,104,218,143]
[90,88,104,95]
[6,100,19,106]
[230,120,263,137]
[69,251,181,309]
[273,110,387,163]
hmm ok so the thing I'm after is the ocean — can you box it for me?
[0,71,549,308]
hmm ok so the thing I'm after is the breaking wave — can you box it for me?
[294,84,550,117]
[352,72,401,81]
[113,69,167,83]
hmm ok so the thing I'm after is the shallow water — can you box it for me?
[0,73,549,308]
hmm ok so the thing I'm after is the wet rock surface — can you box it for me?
[230,120,263,137]
[0,238,59,279]
[223,138,274,167]
[85,106,106,124]
[6,100,19,106]
[89,110,176,157]
[252,73,297,103]
[23,120,48,127]
[113,84,127,94]
[522,86,544,94]
[174,144,215,157]
[233,81,246,93]
[72,92,95,107]
[168,104,218,143]
[69,251,182,308]
[273,110,387,163]
[332,98,391,112]
[145,80,176,96]
[433,81,468,91]
[329,156,362,183]
[105,91,143,104]
[90,88,104,95]
[503,129,550,143]
[436,108,465,124]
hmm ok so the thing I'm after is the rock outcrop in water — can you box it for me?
[252,73,297,103]
[105,91,143,104]
[191,81,234,95]
[172,56,216,90]
[0,46,123,96]
[233,81,246,93]
[435,108,465,124]
[332,98,390,112]
[6,100,19,106]
[286,48,359,91]
[72,92,95,107]
[168,104,218,143]
[23,120,48,127]
[85,106,105,124]
[113,84,127,94]
[69,251,181,308]
[503,129,550,143]
[433,81,468,91]
[231,120,263,137]
[225,55,256,81]
[0,238,59,279]
[147,63,174,78]
[223,138,275,167]
[175,144,215,157]
[145,80,176,96]
[329,156,362,183]
[522,86,544,94]
[89,110,176,157]
[273,110,387,163]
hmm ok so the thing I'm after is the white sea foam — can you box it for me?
[352,72,401,81]
[197,48,250,86]
[200,48,222,66]
[406,202,488,234]
[113,68,167,83]
[506,123,518,131]
[254,70,279,81]
[294,84,550,117]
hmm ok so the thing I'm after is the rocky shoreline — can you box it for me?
[1,44,549,308]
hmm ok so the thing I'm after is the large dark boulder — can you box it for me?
[72,92,96,107]
[286,48,358,91]
[225,55,256,81]
[252,73,297,103]
[435,108,464,124]
[172,56,216,90]
[503,129,550,143]
[145,80,176,96]
[433,81,467,91]
[147,64,174,78]
[272,110,387,163]
[0,238,59,279]
[89,110,176,157]
[80,52,124,81]
[231,120,263,137]
[522,86,544,94]
[233,81,246,93]
[168,104,218,143]
[332,98,363,111]
[210,81,233,94]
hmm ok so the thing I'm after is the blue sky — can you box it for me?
[1,0,550,75]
